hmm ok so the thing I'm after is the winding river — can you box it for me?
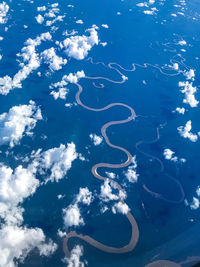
[63,60,184,267]
[63,82,139,256]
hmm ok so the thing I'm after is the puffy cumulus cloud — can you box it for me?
[76,19,84,24]
[124,156,138,183]
[0,32,52,95]
[177,120,198,142]
[41,47,67,71]
[63,204,84,228]
[63,245,85,267]
[0,2,9,24]
[101,24,109,28]
[64,71,85,84]
[76,187,93,206]
[0,162,57,267]
[100,179,119,202]
[0,225,57,267]
[137,3,148,7]
[178,81,198,108]
[37,143,78,183]
[57,194,65,199]
[163,149,177,161]
[57,229,66,238]
[59,25,99,60]
[178,40,187,46]
[50,87,68,100]
[100,179,126,202]
[172,63,179,70]
[184,69,195,81]
[35,14,44,24]
[105,171,116,179]
[190,197,200,210]
[100,42,107,47]
[196,186,200,197]
[44,3,60,19]
[37,240,57,256]
[0,163,39,227]
[175,107,185,114]
[143,8,157,15]
[0,101,42,147]
[0,164,39,209]
[137,1,157,14]
[62,187,93,230]
[50,70,85,100]
[89,133,103,146]
[45,15,65,27]
[37,4,65,28]
[37,6,47,12]
[163,149,186,163]
[112,201,129,215]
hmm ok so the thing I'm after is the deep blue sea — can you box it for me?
[0,0,200,266]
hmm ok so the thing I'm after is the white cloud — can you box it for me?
[124,156,138,183]
[59,25,99,60]
[105,172,116,179]
[89,133,103,146]
[0,162,57,267]
[190,197,200,210]
[177,120,198,142]
[66,71,86,84]
[143,10,155,15]
[112,201,129,215]
[100,179,126,202]
[163,149,177,162]
[178,40,187,46]
[50,87,68,100]
[0,225,57,267]
[41,47,67,71]
[63,245,85,267]
[37,6,46,12]
[46,15,65,27]
[163,148,186,163]
[184,69,195,81]
[100,42,107,47]
[196,186,200,197]
[137,3,148,7]
[57,194,65,199]
[101,24,109,28]
[172,63,179,70]
[37,143,78,183]
[63,204,84,228]
[0,101,42,147]
[57,229,66,238]
[0,2,9,24]
[37,240,57,256]
[178,81,198,108]
[51,3,59,8]
[76,187,93,206]
[50,71,85,100]
[175,107,185,114]
[62,187,93,231]
[100,179,119,202]
[0,32,52,95]
[35,14,44,24]
[0,164,39,209]
[76,19,84,24]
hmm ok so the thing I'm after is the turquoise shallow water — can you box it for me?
[0,0,200,266]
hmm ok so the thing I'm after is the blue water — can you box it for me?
[1,0,200,266]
